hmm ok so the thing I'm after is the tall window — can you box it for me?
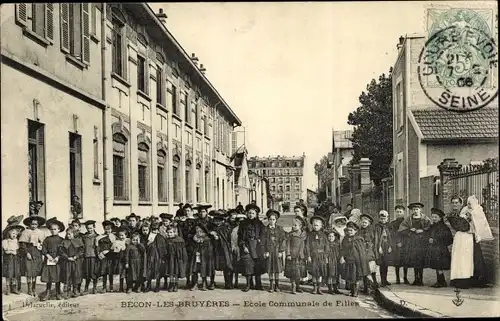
[203,115,209,135]
[138,142,150,202]
[157,150,167,202]
[111,15,126,77]
[194,101,199,129]
[28,120,46,216]
[113,133,128,200]
[69,133,83,217]
[93,133,99,180]
[15,4,54,43]
[137,55,147,93]
[181,92,188,123]
[173,155,180,202]
[167,81,177,115]
[396,82,404,130]
[185,160,192,202]
[60,4,90,64]
[204,169,210,202]
[156,66,163,105]
[196,163,202,202]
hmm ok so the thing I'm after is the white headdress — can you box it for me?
[349,209,361,224]
[461,195,494,243]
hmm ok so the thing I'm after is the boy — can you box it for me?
[81,220,99,294]
[340,221,369,297]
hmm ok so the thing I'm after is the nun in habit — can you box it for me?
[449,195,493,289]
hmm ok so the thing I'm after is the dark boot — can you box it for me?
[274,280,280,292]
[200,278,208,291]
[249,276,255,289]
[255,275,263,290]
[395,268,401,284]
[119,279,125,293]
[163,277,169,290]
[418,269,424,286]
[185,276,192,289]
[17,277,22,292]
[316,283,323,295]
[296,282,303,293]
[312,282,318,294]
[371,273,379,289]
[439,274,447,287]
[31,280,37,297]
[168,281,174,292]
[154,278,161,292]
[11,279,20,294]
[173,281,179,292]
[431,271,440,288]
[26,278,32,296]
[6,280,13,295]
[268,281,274,292]
[55,283,62,300]
[242,276,251,292]
[190,275,199,291]
[291,282,296,294]
[333,283,342,294]
[233,273,239,289]
[327,283,333,294]
[411,269,419,286]
[350,283,357,297]
[362,277,370,294]
[403,268,410,284]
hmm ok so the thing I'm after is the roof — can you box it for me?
[412,107,499,141]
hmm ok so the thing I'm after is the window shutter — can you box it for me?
[16,4,28,27]
[81,3,90,64]
[121,28,128,79]
[45,4,54,42]
[60,3,70,53]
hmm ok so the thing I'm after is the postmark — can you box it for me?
[418,8,498,112]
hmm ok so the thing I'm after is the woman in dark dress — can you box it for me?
[238,203,265,292]
[211,212,234,289]
[424,208,453,287]
[398,203,431,286]
[389,205,409,284]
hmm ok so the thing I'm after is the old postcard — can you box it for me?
[1,1,498,320]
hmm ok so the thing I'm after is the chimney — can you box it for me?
[191,53,199,66]
[199,63,206,74]
[156,8,167,24]
[397,36,404,50]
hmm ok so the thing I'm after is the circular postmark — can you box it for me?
[418,25,498,112]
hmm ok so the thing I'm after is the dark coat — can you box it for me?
[238,218,265,276]
[373,222,393,266]
[212,223,233,271]
[141,233,167,280]
[358,226,376,262]
[188,235,214,277]
[399,216,432,268]
[261,225,286,274]
[424,221,453,270]
[305,230,328,277]
[326,240,341,279]
[97,234,116,276]
[81,232,98,279]
[165,236,188,278]
[388,217,405,266]
[124,243,146,282]
[341,235,370,282]
[284,230,307,280]
[59,238,84,284]
[41,235,64,282]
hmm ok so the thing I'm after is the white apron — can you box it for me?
[450,231,474,280]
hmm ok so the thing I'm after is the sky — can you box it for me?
[148,1,485,190]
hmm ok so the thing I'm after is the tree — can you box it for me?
[314,155,334,202]
[347,68,393,186]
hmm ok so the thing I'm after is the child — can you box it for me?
[81,220,99,294]
[40,219,65,301]
[284,216,307,294]
[164,226,188,292]
[424,208,453,288]
[111,228,129,292]
[69,219,84,294]
[331,215,347,288]
[189,224,214,291]
[374,210,393,287]
[59,227,84,298]
[141,222,167,292]
[390,205,409,284]
[96,220,116,293]
[340,221,370,297]
[238,203,265,292]
[262,209,286,292]
[126,213,141,235]
[306,216,328,295]
[124,233,146,293]
[398,203,431,286]
[19,215,46,296]
[358,213,379,293]
[229,212,246,289]
[211,211,234,289]
[178,204,198,289]
[2,223,25,295]
[325,229,341,294]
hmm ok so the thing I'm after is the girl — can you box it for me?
[331,215,347,288]
[398,203,431,286]
[325,229,341,294]
[19,215,46,296]
[262,209,286,292]
[126,213,141,236]
[390,205,409,284]
[40,219,65,301]
[178,204,198,289]
[125,233,146,293]
[424,208,453,288]
[189,224,215,291]
[81,220,99,294]
[306,216,328,295]
[165,226,188,292]
[111,228,128,292]
[211,211,234,289]
[238,203,265,292]
[59,227,84,298]
[3,223,25,295]
[374,210,393,287]
[6,215,24,294]
[96,220,116,293]
[69,219,84,294]
[141,222,167,292]
[284,216,307,294]
[340,221,370,297]
[229,212,246,289]
[358,214,379,292]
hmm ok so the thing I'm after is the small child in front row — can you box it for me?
[373,210,393,287]
[2,223,25,295]
[189,224,214,291]
[284,216,307,294]
[164,226,188,292]
[59,227,84,298]
[40,219,65,301]
[125,233,146,293]
[97,220,116,293]
[81,220,99,294]
[111,228,129,292]
[262,210,286,292]
[306,216,328,295]
[325,229,342,294]
[340,221,370,297]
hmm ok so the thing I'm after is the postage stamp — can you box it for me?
[418,8,498,112]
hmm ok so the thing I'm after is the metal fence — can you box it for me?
[447,158,499,224]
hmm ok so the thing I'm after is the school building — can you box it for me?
[1,3,242,226]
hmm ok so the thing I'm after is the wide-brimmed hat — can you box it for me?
[332,215,348,223]
[183,203,193,210]
[245,203,261,214]
[70,219,81,225]
[408,202,424,209]
[195,204,212,211]
[3,224,25,239]
[359,214,374,224]
[83,220,96,226]
[7,215,24,225]
[394,205,406,211]
[325,228,340,238]
[226,209,239,216]
[294,203,308,217]
[102,220,114,228]
[431,208,446,218]
[46,218,65,232]
[346,221,359,231]
[310,215,325,225]
[126,213,140,221]
[266,209,281,219]
[110,217,120,222]
[160,213,174,220]
[293,216,307,227]
[23,215,46,227]
[235,213,247,220]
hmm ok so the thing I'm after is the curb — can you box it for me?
[373,288,447,318]
[2,293,39,313]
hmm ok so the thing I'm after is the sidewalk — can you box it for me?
[375,268,500,317]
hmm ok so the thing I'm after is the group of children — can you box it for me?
[2,200,460,300]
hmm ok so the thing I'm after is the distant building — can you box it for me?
[331,129,354,207]
[248,154,306,206]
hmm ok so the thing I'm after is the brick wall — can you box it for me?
[353,192,362,210]
[481,227,499,284]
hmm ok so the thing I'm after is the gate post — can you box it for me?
[437,158,462,214]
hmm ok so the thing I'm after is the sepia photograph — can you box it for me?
[1,1,498,319]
